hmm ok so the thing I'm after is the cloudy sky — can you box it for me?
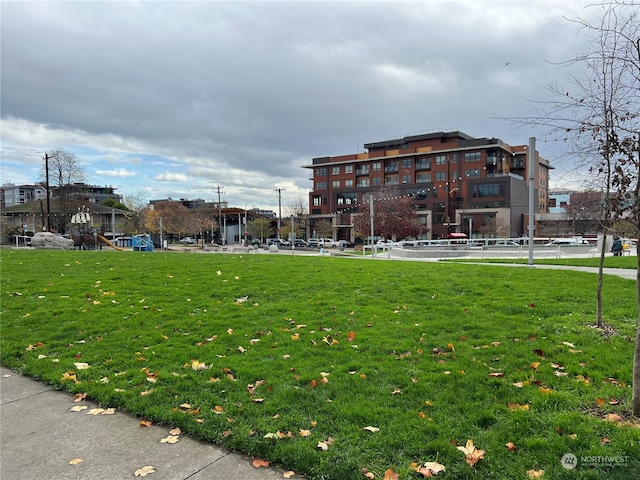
[1,1,601,213]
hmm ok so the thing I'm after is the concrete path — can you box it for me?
[0,366,292,480]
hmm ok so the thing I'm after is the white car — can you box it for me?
[319,238,336,248]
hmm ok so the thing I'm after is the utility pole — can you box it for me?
[275,187,286,239]
[213,185,224,244]
[44,152,52,231]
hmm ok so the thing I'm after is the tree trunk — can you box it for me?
[634,243,640,416]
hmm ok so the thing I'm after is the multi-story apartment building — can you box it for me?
[302,130,552,240]
[0,183,47,208]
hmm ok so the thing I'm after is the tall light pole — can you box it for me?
[213,185,224,243]
[275,187,286,239]
[44,152,52,231]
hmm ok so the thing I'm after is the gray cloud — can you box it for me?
[1,1,600,209]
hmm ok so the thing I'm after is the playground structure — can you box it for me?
[131,234,154,251]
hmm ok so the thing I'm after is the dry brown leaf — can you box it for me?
[363,426,380,433]
[317,441,329,451]
[505,442,517,451]
[69,458,84,465]
[457,439,485,466]
[300,429,311,437]
[212,405,224,414]
[74,362,90,370]
[508,403,530,411]
[252,458,270,468]
[69,405,88,412]
[169,427,181,435]
[283,471,295,478]
[86,408,105,415]
[605,413,623,422]
[134,465,155,476]
[74,393,87,402]
[140,420,152,427]
[384,469,399,480]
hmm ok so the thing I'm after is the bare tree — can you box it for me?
[41,148,86,202]
[506,2,640,415]
[122,188,148,234]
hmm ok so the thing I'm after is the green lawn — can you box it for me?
[443,255,637,270]
[1,249,639,479]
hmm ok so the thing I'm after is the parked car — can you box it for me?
[307,238,321,248]
[293,239,308,248]
[336,240,353,248]
[267,238,291,247]
[545,238,581,246]
[318,238,336,248]
[179,237,196,245]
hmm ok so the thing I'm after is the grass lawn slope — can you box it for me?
[1,250,639,479]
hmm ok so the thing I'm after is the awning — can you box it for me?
[447,233,468,239]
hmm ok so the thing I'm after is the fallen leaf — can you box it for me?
[86,408,105,415]
[317,441,329,451]
[605,413,623,422]
[505,442,517,451]
[300,429,311,437]
[252,458,270,468]
[74,393,87,402]
[69,405,88,412]
[160,435,179,444]
[283,471,295,478]
[530,362,540,370]
[69,458,84,465]
[457,439,485,466]
[508,403,530,411]
[169,427,181,435]
[363,426,380,433]
[140,420,152,427]
[384,469,399,480]
[489,372,504,377]
[527,469,544,478]
[362,468,375,479]
[134,465,155,476]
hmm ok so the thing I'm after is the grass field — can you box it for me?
[1,249,639,479]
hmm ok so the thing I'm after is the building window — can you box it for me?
[407,189,427,200]
[402,174,412,184]
[356,165,370,175]
[345,165,353,174]
[386,175,399,186]
[385,161,399,173]
[332,166,340,175]
[465,169,480,177]
[472,183,506,197]
[372,162,382,172]
[435,155,447,165]
[337,192,358,205]
[402,158,412,168]
[357,178,370,187]
[549,198,557,208]
[316,182,327,190]
[416,157,431,170]
[316,167,327,176]
[313,196,322,206]
[345,179,353,187]
[435,171,446,181]
[332,180,340,188]
[433,187,438,198]
[416,173,431,183]
[451,171,457,181]
[464,152,481,162]
[372,177,382,186]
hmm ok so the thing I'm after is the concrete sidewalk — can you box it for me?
[0,366,291,480]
